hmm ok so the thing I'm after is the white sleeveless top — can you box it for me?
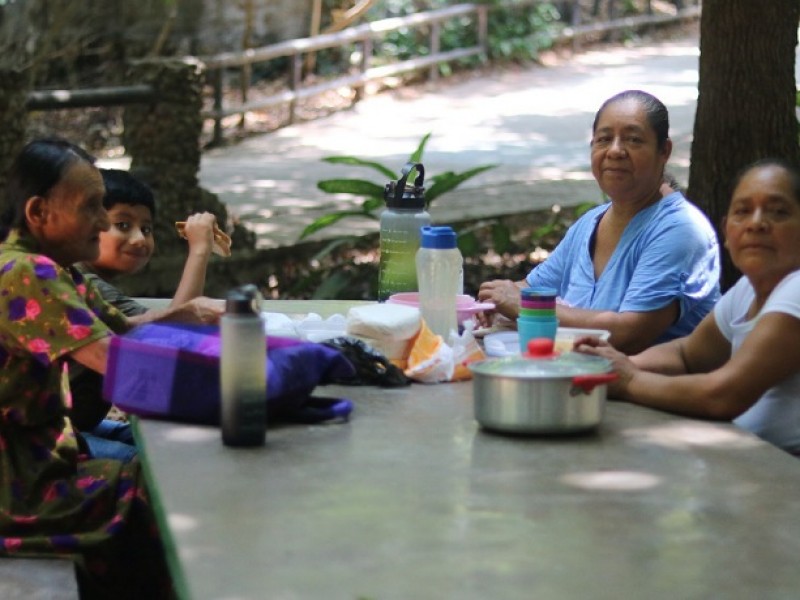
[715,270,800,455]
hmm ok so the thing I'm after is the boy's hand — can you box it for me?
[128,297,225,326]
[175,213,232,257]
[171,297,225,324]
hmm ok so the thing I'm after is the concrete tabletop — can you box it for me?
[135,380,800,600]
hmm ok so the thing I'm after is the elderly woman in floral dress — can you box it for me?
[0,138,186,598]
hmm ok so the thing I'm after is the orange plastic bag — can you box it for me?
[404,320,485,383]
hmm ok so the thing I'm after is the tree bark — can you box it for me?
[688,0,800,291]
[0,69,28,199]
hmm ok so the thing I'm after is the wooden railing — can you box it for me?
[198,0,700,145]
[559,3,700,45]
[200,3,489,145]
[23,1,701,145]
[25,85,155,110]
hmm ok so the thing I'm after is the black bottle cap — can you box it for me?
[384,162,425,209]
[225,285,259,314]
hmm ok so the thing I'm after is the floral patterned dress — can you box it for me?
[0,230,173,599]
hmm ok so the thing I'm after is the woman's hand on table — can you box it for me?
[575,336,635,399]
[477,279,522,323]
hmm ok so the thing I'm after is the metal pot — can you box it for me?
[469,340,616,435]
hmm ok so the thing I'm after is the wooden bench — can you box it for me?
[0,557,79,599]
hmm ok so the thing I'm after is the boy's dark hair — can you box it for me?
[100,169,156,219]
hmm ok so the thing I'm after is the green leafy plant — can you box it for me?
[485,1,562,63]
[455,200,597,261]
[299,132,497,240]
[366,1,564,69]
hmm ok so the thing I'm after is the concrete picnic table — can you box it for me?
[131,300,800,600]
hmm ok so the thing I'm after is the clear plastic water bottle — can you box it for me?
[221,284,267,447]
[378,162,431,301]
[416,225,463,339]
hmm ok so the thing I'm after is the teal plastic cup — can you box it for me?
[517,317,558,353]
[519,307,556,318]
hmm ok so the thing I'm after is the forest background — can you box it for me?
[0,0,798,298]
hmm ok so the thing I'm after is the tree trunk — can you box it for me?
[0,69,28,199]
[688,0,800,291]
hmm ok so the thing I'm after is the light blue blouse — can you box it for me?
[526,192,721,342]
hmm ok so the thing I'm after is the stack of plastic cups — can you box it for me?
[518,287,559,353]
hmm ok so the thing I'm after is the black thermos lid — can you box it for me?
[225,284,259,314]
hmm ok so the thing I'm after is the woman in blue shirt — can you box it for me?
[478,90,720,354]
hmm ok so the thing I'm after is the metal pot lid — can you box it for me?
[470,339,611,378]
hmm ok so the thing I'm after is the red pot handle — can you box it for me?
[571,373,618,394]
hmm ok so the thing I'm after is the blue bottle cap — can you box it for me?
[420,226,457,249]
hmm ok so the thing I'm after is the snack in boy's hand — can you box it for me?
[175,220,232,257]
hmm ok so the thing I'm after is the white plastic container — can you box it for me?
[416,226,463,339]
[221,285,267,447]
[484,328,612,357]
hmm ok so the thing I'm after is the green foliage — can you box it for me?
[485,1,563,62]
[299,132,497,240]
[455,200,596,262]
[271,200,598,300]
[364,0,564,71]
[619,0,639,16]
[528,200,595,246]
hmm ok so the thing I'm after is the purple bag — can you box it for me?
[103,323,356,425]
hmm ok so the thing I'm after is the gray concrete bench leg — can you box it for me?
[0,557,79,599]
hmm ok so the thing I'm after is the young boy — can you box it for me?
[81,168,220,317]
[72,169,224,460]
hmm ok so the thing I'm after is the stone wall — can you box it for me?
[124,59,205,221]
[122,58,255,263]
[195,0,315,54]
[113,239,346,300]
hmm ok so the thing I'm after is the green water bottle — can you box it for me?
[378,162,431,301]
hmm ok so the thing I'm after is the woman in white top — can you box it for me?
[578,158,800,455]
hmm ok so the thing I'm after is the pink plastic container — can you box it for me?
[387,292,495,325]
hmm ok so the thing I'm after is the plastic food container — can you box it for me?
[484,328,611,357]
[387,292,494,326]
[553,327,612,353]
